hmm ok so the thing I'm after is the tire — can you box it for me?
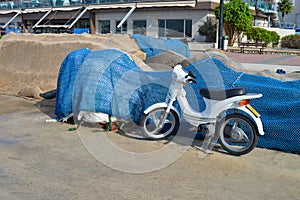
[139,108,179,139]
[217,114,258,156]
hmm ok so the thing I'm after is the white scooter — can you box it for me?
[140,64,264,156]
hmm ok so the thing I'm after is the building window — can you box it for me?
[116,20,127,34]
[77,21,90,29]
[98,20,110,34]
[158,19,192,38]
[133,20,146,35]
[185,20,192,37]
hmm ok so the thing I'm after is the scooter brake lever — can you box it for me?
[188,71,197,79]
[187,79,197,84]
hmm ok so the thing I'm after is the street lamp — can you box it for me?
[218,0,224,50]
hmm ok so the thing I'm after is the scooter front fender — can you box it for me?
[144,103,180,119]
[237,106,265,136]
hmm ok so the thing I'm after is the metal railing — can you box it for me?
[0,0,178,10]
[242,0,276,13]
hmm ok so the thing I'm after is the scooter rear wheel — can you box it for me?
[217,113,258,156]
[140,108,179,139]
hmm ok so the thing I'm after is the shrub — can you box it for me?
[198,19,217,42]
[281,34,300,49]
[269,31,280,47]
[245,27,280,46]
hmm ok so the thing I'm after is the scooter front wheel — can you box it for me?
[217,114,258,156]
[140,108,179,139]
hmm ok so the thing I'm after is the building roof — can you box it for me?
[0,0,196,15]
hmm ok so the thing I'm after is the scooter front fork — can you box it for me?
[157,108,170,129]
[157,104,173,129]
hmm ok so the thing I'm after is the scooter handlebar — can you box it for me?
[173,64,197,84]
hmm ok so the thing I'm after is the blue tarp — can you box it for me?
[73,28,90,34]
[55,48,91,119]
[55,39,300,154]
[131,34,190,59]
[6,27,22,34]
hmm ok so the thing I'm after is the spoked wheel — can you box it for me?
[139,108,179,139]
[217,114,258,156]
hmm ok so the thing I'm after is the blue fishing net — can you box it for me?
[55,47,300,154]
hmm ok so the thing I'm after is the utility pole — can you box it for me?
[254,0,258,26]
[218,0,224,50]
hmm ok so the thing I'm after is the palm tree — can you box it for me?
[277,0,294,27]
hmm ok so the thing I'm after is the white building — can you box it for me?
[92,0,215,41]
[283,0,300,28]
[0,0,297,38]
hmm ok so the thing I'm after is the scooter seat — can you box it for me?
[200,88,246,100]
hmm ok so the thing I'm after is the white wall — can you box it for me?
[263,27,295,37]
[95,9,209,41]
[283,0,300,28]
[240,27,295,44]
[0,15,22,27]
[296,13,300,28]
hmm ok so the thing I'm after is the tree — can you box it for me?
[277,0,294,27]
[198,19,217,42]
[215,0,253,46]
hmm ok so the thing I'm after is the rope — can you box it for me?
[43,10,57,25]
[68,117,84,131]
[96,115,113,132]
[117,123,125,134]
[231,72,245,88]
[64,8,82,26]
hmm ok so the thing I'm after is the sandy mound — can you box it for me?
[0,33,149,98]
[145,50,187,71]
[1,34,298,99]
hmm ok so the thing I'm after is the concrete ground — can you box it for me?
[225,52,300,66]
[225,52,300,73]
[0,95,299,200]
[1,51,300,200]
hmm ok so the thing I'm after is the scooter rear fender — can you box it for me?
[144,103,180,119]
[236,106,265,136]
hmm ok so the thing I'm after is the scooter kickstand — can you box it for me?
[199,124,216,154]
